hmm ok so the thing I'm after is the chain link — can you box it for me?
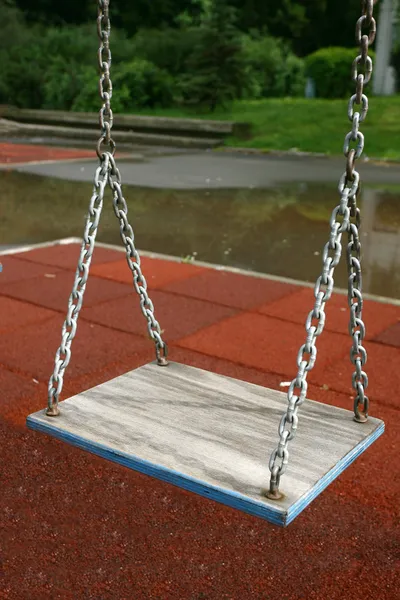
[267,0,376,497]
[97,0,116,160]
[347,192,369,422]
[108,155,168,364]
[47,157,110,415]
[46,0,167,416]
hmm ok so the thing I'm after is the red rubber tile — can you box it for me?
[321,340,400,410]
[0,255,60,286]
[259,286,400,340]
[0,402,397,599]
[90,256,207,289]
[0,297,57,332]
[13,243,124,270]
[0,315,152,383]
[0,367,40,415]
[82,290,238,341]
[3,270,134,312]
[374,320,400,347]
[163,269,299,310]
[0,252,398,599]
[0,142,94,164]
[177,312,350,381]
[309,563,399,600]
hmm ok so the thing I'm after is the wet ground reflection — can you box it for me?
[1,170,400,299]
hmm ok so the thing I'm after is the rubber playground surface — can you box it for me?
[0,142,95,165]
[0,143,399,599]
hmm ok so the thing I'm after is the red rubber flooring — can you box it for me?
[1,242,399,600]
[0,143,95,165]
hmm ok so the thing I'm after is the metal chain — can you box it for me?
[267,0,377,498]
[347,191,369,423]
[266,177,355,498]
[344,0,378,423]
[46,157,110,415]
[96,0,167,364]
[108,155,168,365]
[97,0,116,160]
[46,0,167,416]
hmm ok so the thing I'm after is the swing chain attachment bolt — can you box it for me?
[156,343,169,367]
[266,490,284,501]
[266,466,285,501]
[354,412,368,424]
[46,405,60,417]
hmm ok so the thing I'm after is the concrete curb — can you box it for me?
[2,237,399,307]
[0,119,221,150]
[215,145,400,166]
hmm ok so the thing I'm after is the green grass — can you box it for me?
[130,96,400,160]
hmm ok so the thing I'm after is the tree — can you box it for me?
[13,0,200,33]
[226,0,363,56]
[13,1,369,56]
[14,0,92,25]
[179,0,248,111]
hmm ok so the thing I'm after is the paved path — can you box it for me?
[1,141,400,188]
[0,239,399,599]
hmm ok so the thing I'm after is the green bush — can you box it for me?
[177,0,250,111]
[72,59,175,112]
[132,27,202,76]
[1,0,31,51]
[242,32,306,98]
[306,47,376,99]
[71,66,132,113]
[0,24,96,109]
[0,43,48,108]
[43,59,91,110]
[38,24,97,65]
[391,43,400,87]
[0,2,43,106]
[0,19,140,110]
[113,59,175,109]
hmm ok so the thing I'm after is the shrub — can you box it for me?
[72,59,175,112]
[112,59,175,109]
[0,19,140,110]
[1,0,31,51]
[38,24,98,65]
[43,59,92,111]
[242,32,306,98]
[0,43,47,108]
[132,27,202,76]
[391,43,400,88]
[71,66,132,113]
[177,0,249,111]
[306,47,376,99]
[0,2,43,106]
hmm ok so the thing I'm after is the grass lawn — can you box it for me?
[130,96,400,160]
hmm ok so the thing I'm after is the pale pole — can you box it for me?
[373,0,398,94]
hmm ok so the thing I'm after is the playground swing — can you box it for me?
[27,0,384,527]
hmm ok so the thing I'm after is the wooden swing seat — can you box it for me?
[26,362,384,526]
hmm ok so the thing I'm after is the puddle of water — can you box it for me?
[1,170,400,300]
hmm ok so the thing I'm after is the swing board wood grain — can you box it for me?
[26,362,384,526]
